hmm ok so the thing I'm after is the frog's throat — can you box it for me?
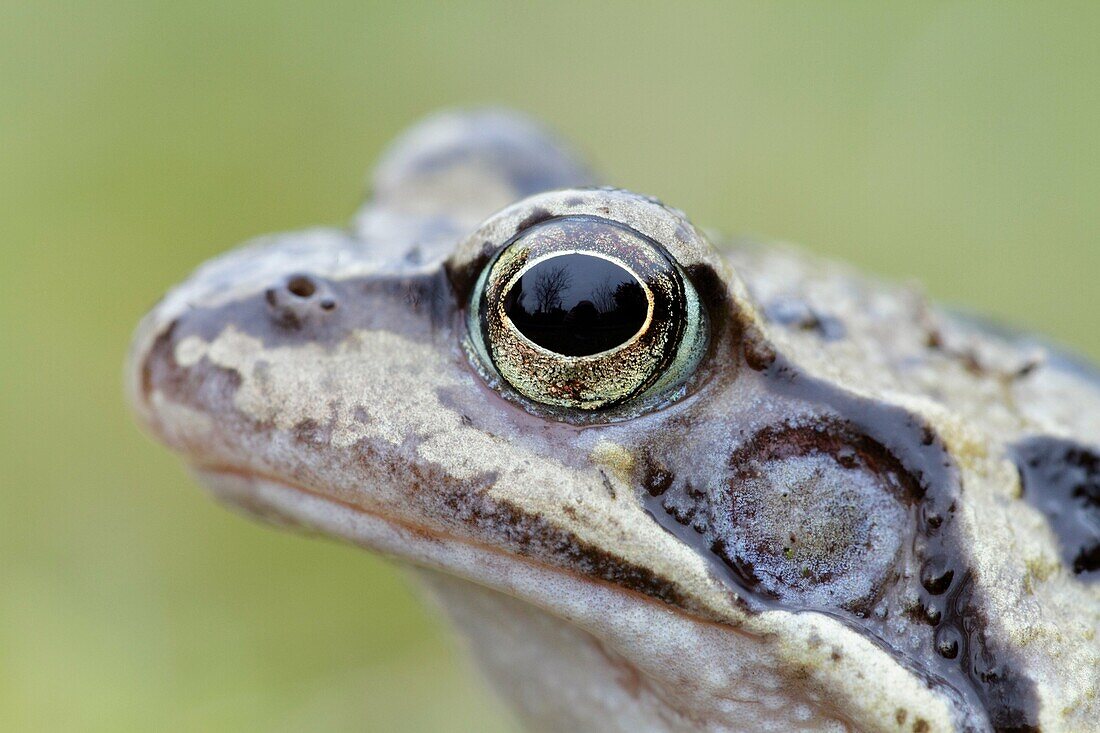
[193,465,869,732]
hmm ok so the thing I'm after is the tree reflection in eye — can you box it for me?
[503,253,648,357]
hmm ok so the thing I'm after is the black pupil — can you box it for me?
[502,253,648,357]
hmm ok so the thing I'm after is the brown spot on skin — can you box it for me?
[600,472,617,500]
[743,337,777,372]
[895,708,908,725]
[641,453,674,497]
[141,321,176,400]
[764,296,847,341]
[143,322,243,409]
[905,601,942,627]
[960,351,984,376]
[925,327,944,350]
[444,246,494,306]
[787,664,812,682]
[923,324,990,377]
[674,220,693,244]
[590,637,649,700]
[516,206,552,232]
[913,719,929,733]
[1013,359,1040,379]
[293,419,328,446]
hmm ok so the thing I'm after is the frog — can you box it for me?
[127,109,1099,733]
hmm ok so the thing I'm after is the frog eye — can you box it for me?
[459,190,712,413]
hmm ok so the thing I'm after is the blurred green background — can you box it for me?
[2,2,1098,731]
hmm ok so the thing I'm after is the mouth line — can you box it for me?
[189,463,876,731]
[190,462,733,631]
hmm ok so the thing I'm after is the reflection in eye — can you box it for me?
[502,253,649,357]
[468,215,707,412]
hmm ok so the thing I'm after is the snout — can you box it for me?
[126,226,446,464]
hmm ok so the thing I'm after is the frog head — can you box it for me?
[128,110,1099,733]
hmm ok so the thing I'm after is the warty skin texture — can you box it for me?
[128,109,1099,733]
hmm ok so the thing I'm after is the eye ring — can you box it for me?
[455,189,716,415]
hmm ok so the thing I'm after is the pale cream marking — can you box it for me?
[173,334,207,368]
[170,325,740,621]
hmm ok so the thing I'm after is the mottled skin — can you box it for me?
[128,110,1099,733]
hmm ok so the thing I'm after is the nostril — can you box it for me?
[265,275,337,328]
[286,275,316,298]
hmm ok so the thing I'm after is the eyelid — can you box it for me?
[446,188,727,303]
